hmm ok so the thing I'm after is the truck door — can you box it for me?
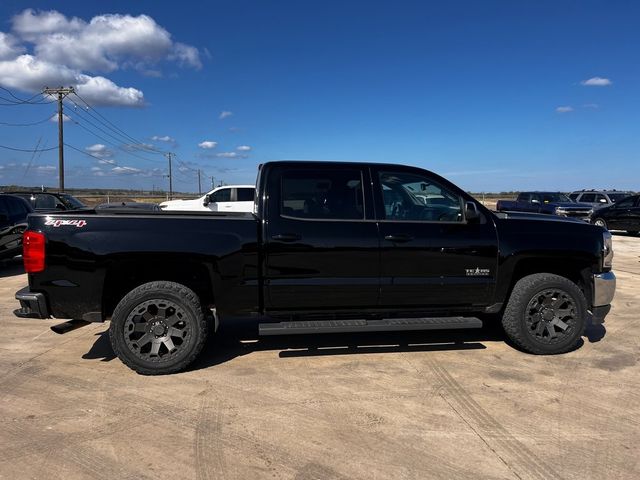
[372,166,498,308]
[264,165,379,311]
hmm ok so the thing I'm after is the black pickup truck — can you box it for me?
[15,161,616,374]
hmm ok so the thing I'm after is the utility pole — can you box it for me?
[43,86,75,192]
[197,169,202,195]
[164,152,175,199]
[210,176,215,189]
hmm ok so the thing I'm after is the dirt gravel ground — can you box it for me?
[0,234,638,480]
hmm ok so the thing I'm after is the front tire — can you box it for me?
[109,281,209,375]
[593,218,608,229]
[502,273,587,354]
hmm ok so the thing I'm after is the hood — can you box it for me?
[495,211,585,223]
[552,201,592,209]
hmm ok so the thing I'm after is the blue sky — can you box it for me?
[0,1,638,192]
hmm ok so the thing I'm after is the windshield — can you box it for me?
[59,194,86,209]
[541,193,571,203]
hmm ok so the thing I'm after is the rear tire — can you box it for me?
[593,218,607,229]
[109,281,209,375]
[502,273,587,354]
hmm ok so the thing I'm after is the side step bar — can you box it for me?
[259,317,482,336]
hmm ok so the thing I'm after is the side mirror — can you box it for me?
[531,199,540,204]
[599,198,607,203]
[202,194,210,207]
[465,201,480,222]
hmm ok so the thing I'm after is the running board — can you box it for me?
[258,317,482,336]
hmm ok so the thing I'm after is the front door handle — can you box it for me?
[384,234,413,243]
[271,233,301,242]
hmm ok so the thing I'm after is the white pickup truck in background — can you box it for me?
[159,185,255,212]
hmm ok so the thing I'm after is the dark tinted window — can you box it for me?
[210,188,231,203]
[281,169,364,220]
[34,194,57,209]
[59,194,86,209]
[569,193,580,201]
[609,193,631,203]
[616,196,637,208]
[6,197,28,216]
[237,188,255,202]
[581,193,596,202]
[540,193,571,203]
[378,171,463,222]
[517,193,531,202]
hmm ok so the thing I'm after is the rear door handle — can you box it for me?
[271,233,301,242]
[384,234,413,243]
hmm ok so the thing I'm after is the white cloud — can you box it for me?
[91,166,102,171]
[10,10,199,74]
[0,9,203,107]
[216,152,247,159]
[151,135,175,143]
[0,54,144,107]
[198,140,218,149]
[580,77,612,87]
[236,145,251,151]
[219,111,232,119]
[86,143,113,159]
[112,166,141,174]
[12,9,84,42]
[169,42,202,69]
[555,106,573,113]
[75,75,144,107]
[0,32,24,60]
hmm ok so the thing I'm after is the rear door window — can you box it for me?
[281,169,364,220]
[581,194,596,202]
[237,188,255,202]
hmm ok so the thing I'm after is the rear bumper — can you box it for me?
[591,272,616,324]
[14,287,50,319]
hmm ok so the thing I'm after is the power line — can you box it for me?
[0,86,55,105]
[65,97,160,155]
[71,92,165,155]
[0,115,55,127]
[65,142,166,179]
[0,144,57,152]
[67,112,164,165]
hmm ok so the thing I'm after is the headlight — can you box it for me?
[603,230,613,269]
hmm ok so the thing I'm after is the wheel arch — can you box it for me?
[500,256,594,310]
[102,257,217,319]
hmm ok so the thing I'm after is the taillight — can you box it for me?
[23,231,46,273]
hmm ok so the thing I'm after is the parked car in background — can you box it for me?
[95,202,161,211]
[8,191,87,212]
[592,194,640,235]
[496,191,593,221]
[569,190,635,210]
[159,185,255,212]
[0,194,33,260]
